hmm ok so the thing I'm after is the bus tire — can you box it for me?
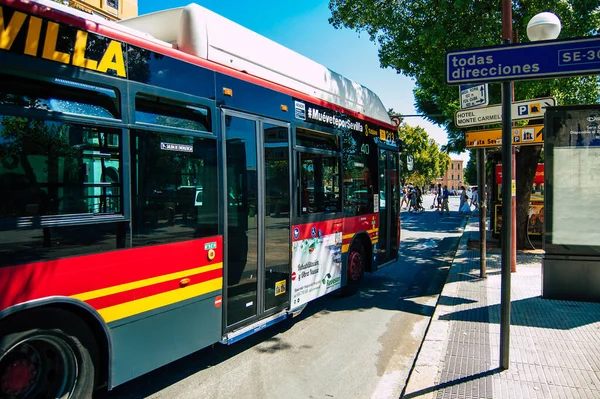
[0,308,98,399]
[337,242,365,296]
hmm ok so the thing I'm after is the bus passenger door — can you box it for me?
[377,149,400,265]
[222,110,291,329]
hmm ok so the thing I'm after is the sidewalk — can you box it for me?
[402,217,600,398]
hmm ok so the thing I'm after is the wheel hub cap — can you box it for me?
[1,357,37,397]
[349,252,362,281]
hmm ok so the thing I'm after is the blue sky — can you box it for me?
[139,1,468,163]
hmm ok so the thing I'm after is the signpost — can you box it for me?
[455,98,556,127]
[446,5,600,372]
[447,36,600,84]
[466,125,545,149]
[460,84,488,109]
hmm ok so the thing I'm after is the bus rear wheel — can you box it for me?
[338,243,365,296]
[0,309,97,399]
[348,246,365,284]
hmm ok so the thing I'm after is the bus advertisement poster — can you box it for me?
[291,222,342,310]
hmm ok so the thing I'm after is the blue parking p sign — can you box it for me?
[518,105,529,116]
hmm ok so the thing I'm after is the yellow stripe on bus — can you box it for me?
[342,228,378,240]
[72,263,223,301]
[98,278,223,323]
[342,239,378,254]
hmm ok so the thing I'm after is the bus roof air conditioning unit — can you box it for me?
[118,4,391,125]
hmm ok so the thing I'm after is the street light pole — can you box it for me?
[500,0,513,370]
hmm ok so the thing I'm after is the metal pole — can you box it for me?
[511,147,517,272]
[500,0,512,371]
[478,148,486,278]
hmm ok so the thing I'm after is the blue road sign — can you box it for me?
[447,36,600,85]
[460,84,488,109]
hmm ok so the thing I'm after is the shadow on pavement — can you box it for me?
[437,295,477,306]
[96,320,297,398]
[439,296,600,329]
[402,367,503,399]
[401,213,467,234]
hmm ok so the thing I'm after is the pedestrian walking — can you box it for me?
[440,185,450,215]
[470,187,479,210]
[459,186,467,213]
[415,187,424,212]
[400,186,409,210]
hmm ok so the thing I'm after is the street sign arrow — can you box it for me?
[460,83,489,109]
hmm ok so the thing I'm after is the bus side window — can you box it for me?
[341,130,376,217]
[130,130,218,247]
[298,153,340,214]
[296,128,341,215]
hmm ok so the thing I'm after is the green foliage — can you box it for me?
[329,0,600,153]
[397,122,449,187]
[463,150,478,186]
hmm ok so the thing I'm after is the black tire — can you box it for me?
[0,308,98,399]
[337,242,365,296]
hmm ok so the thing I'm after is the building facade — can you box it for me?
[431,159,464,193]
[69,0,137,21]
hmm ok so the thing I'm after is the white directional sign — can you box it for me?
[460,84,488,109]
[455,97,556,127]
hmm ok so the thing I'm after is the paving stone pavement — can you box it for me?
[402,218,600,399]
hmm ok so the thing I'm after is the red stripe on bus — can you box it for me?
[0,237,222,310]
[0,0,395,130]
[342,214,379,234]
[292,219,343,241]
[84,268,223,310]
[292,215,380,243]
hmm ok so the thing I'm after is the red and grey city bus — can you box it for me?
[0,1,401,396]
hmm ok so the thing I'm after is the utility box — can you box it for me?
[543,105,600,301]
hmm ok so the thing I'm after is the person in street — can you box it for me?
[415,187,424,212]
[431,187,438,209]
[440,185,450,215]
[400,186,409,210]
[470,186,479,210]
[407,186,414,212]
[459,185,468,214]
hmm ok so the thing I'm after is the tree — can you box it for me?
[463,150,478,186]
[397,122,449,187]
[329,0,600,248]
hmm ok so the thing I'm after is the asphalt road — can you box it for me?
[98,195,465,399]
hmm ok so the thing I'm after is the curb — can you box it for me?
[401,215,472,399]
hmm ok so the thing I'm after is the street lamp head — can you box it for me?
[527,12,562,41]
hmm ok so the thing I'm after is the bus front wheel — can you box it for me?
[0,309,98,399]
